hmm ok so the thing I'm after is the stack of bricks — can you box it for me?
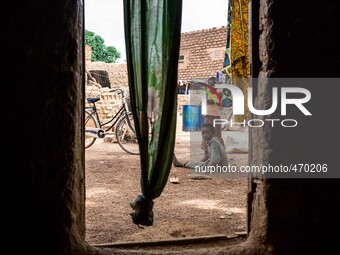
[85,81,124,122]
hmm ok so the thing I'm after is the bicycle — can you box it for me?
[84,88,139,155]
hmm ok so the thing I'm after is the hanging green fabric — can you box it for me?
[123,0,182,226]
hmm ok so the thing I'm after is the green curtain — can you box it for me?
[123,0,182,226]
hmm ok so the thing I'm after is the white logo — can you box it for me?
[201,84,311,116]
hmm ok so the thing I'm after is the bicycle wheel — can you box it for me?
[116,113,140,155]
[85,110,99,149]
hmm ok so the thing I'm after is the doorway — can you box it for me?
[84,0,250,249]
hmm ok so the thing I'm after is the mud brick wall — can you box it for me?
[178,26,227,81]
[86,61,129,88]
[85,26,227,85]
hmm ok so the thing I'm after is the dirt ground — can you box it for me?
[85,130,249,251]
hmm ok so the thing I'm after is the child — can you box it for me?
[200,77,225,161]
[174,122,228,169]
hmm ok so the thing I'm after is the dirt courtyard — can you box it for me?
[85,129,249,251]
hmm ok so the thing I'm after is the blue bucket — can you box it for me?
[182,105,200,131]
[199,106,204,129]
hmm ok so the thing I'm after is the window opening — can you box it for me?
[179,54,185,63]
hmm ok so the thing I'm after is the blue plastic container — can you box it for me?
[199,106,204,129]
[182,105,200,131]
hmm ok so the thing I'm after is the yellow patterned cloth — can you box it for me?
[230,0,250,121]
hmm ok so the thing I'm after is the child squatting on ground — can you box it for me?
[173,122,229,170]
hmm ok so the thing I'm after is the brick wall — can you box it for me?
[178,26,227,81]
[85,26,227,86]
[86,61,129,88]
[85,45,92,62]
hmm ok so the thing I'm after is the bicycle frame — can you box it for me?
[85,94,135,138]
[101,106,125,132]
[85,89,139,154]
